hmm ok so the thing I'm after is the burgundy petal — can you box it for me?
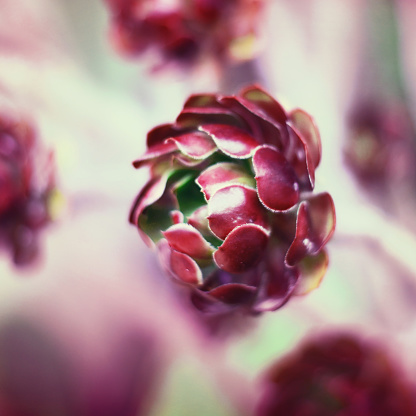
[163,223,213,259]
[214,224,269,273]
[132,141,177,168]
[157,239,202,285]
[170,210,184,224]
[207,283,256,305]
[254,258,299,312]
[183,94,222,109]
[187,206,210,235]
[167,131,216,159]
[172,153,207,167]
[220,96,286,149]
[208,185,269,240]
[253,145,300,211]
[190,283,256,313]
[289,108,321,169]
[294,250,329,295]
[286,125,314,190]
[286,193,336,266]
[176,107,245,130]
[238,85,287,126]
[196,162,255,201]
[129,174,168,226]
[170,250,203,285]
[146,123,182,148]
[200,124,258,158]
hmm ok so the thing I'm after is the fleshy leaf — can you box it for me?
[213,224,269,273]
[163,223,214,259]
[129,174,169,227]
[196,162,255,201]
[220,96,286,149]
[285,126,313,190]
[200,124,258,158]
[253,145,300,211]
[167,131,216,159]
[172,153,207,167]
[146,123,182,148]
[187,206,210,233]
[190,283,256,313]
[289,108,321,169]
[238,85,287,126]
[176,107,245,129]
[170,210,184,224]
[133,141,177,169]
[254,257,299,312]
[157,239,203,285]
[207,283,256,304]
[286,192,336,266]
[294,250,329,295]
[170,250,203,285]
[207,185,269,240]
[183,94,222,109]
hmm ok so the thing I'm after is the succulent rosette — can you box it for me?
[256,333,416,416]
[130,85,335,313]
[0,113,55,265]
[104,0,264,68]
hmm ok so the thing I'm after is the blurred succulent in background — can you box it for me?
[256,332,416,416]
[104,0,265,69]
[344,100,416,192]
[130,85,335,314]
[343,0,416,215]
[0,112,55,266]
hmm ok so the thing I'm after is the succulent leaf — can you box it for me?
[167,131,217,159]
[163,223,214,259]
[286,193,336,266]
[200,124,258,158]
[294,250,329,295]
[207,185,269,240]
[196,161,255,201]
[213,224,269,273]
[253,145,300,211]
[289,108,322,169]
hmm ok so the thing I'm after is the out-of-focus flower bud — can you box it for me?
[0,113,55,266]
[0,277,168,416]
[256,332,416,416]
[344,100,416,189]
[103,0,265,68]
[130,85,335,314]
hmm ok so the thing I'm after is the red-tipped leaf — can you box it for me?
[214,224,269,273]
[207,185,269,240]
[253,145,300,211]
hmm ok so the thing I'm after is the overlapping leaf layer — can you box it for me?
[130,85,335,313]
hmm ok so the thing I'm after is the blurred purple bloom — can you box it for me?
[103,0,265,68]
[344,100,416,189]
[0,113,54,266]
[130,85,335,314]
[257,332,416,416]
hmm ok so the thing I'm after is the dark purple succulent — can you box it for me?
[256,333,416,416]
[104,0,264,68]
[0,113,55,266]
[130,85,335,313]
[344,100,416,188]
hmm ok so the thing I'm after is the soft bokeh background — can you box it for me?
[1,0,416,415]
